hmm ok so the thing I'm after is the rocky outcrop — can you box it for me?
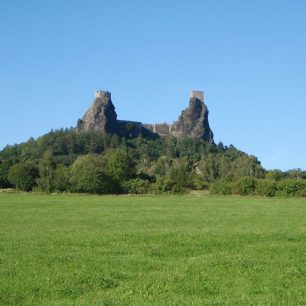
[76,90,214,143]
[171,97,214,143]
[76,91,118,134]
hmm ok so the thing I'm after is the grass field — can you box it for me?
[0,194,306,305]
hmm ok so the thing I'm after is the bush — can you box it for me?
[153,177,185,194]
[210,179,233,195]
[296,187,306,197]
[276,180,306,197]
[103,149,136,183]
[70,154,119,194]
[71,169,117,194]
[121,178,151,194]
[0,161,12,188]
[53,165,71,192]
[192,174,210,190]
[233,177,256,195]
[255,180,278,197]
[8,162,39,191]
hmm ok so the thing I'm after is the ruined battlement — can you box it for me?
[190,91,204,102]
[95,90,111,99]
[143,123,172,136]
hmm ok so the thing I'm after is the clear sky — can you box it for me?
[1,0,305,170]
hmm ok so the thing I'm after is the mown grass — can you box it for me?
[0,194,306,305]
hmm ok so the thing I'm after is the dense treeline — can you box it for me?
[0,129,305,196]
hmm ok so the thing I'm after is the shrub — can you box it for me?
[53,165,71,192]
[296,187,306,197]
[276,180,306,197]
[210,179,233,195]
[70,154,119,194]
[121,178,151,194]
[233,177,256,195]
[103,149,136,183]
[153,177,185,194]
[255,180,278,197]
[8,162,39,191]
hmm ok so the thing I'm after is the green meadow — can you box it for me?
[1,194,306,305]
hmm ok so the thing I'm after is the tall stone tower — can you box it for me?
[190,91,204,103]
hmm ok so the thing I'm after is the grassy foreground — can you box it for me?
[0,194,306,305]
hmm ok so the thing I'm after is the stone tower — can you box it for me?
[95,90,111,99]
[190,91,204,102]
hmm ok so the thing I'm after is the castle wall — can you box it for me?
[118,120,142,130]
[117,120,142,137]
[143,123,171,136]
[154,123,171,135]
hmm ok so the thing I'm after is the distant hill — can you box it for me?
[1,90,305,196]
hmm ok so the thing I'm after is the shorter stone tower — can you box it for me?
[190,91,204,103]
[95,90,111,99]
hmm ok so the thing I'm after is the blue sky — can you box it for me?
[1,0,305,170]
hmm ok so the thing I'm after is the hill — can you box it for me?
[0,90,305,195]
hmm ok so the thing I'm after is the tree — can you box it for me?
[233,177,256,195]
[53,165,71,192]
[37,149,55,192]
[0,160,12,188]
[70,154,117,194]
[103,149,136,183]
[8,162,39,191]
[167,158,192,190]
[265,169,284,181]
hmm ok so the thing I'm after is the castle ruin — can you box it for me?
[190,90,204,102]
[76,90,214,143]
[95,90,110,98]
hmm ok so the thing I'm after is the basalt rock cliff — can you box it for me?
[76,91,118,134]
[76,90,214,143]
[171,96,214,142]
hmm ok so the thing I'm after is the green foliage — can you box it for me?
[0,129,305,196]
[103,149,135,183]
[296,187,306,197]
[154,177,185,194]
[37,149,55,192]
[255,180,278,197]
[53,165,71,192]
[276,180,306,197]
[232,177,256,195]
[7,162,39,191]
[265,169,284,181]
[0,160,12,188]
[121,178,151,194]
[210,179,233,195]
[197,154,219,182]
[211,179,306,197]
[70,154,117,194]
[167,158,192,190]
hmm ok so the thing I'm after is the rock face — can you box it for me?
[76,91,118,134]
[76,90,214,143]
[171,96,214,143]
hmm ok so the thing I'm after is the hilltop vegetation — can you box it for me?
[0,129,305,196]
